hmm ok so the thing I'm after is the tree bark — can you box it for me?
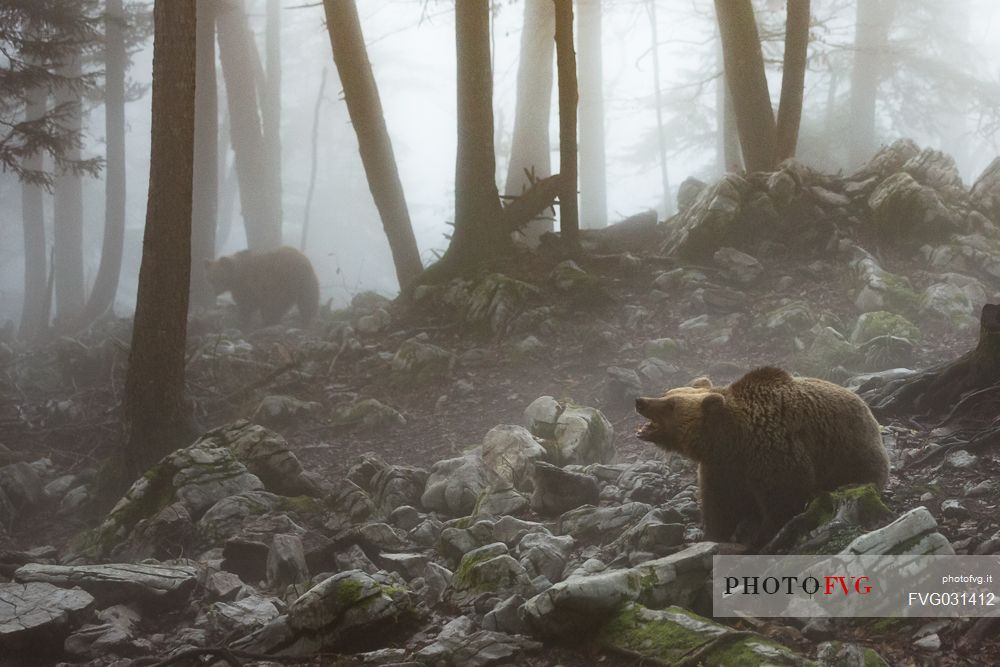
[75,0,128,329]
[848,0,896,169]
[122,0,197,478]
[216,0,281,250]
[301,68,327,252]
[264,0,282,233]
[189,0,218,309]
[53,55,86,324]
[864,304,1000,420]
[774,0,810,163]
[713,0,776,173]
[577,0,607,228]
[716,40,742,174]
[443,0,505,267]
[19,86,48,340]
[648,0,672,215]
[504,0,554,247]
[322,0,423,289]
[554,0,579,246]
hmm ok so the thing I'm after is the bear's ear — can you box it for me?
[690,376,712,389]
[701,393,726,413]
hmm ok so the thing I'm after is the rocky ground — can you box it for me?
[3,140,1000,665]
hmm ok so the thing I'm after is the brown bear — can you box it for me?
[205,246,319,327]
[635,367,889,550]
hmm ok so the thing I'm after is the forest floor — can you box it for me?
[2,229,999,665]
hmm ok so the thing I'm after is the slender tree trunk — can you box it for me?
[716,40,742,174]
[848,0,896,168]
[301,68,327,252]
[53,55,86,324]
[504,0,554,247]
[774,0,810,163]
[216,0,281,250]
[75,0,127,329]
[648,0,672,215]
[577,0,607,227]
[554,0,579,246]
[190,0,218,308]
[322,0,423,288]
[122,0,198,478]
[264,0,282,229]
[714,0,775,173]
[19,87,47,340]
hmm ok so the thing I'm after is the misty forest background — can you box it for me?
[4,0,1000,328]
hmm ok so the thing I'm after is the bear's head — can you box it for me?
[204,256,236,295]
[635,377,726,459]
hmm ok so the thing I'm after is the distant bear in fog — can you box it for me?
[205,246,319,327]
[635,367,889,550]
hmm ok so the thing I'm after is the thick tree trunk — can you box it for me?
[577,0,607,228]
[443,0,505,267]
[648,0,672,215]
[554,0,579,246]
[774,0,810,163]
[323,0,423,289]
[19,87,48,340]
[864,305,1000,420]
[848,0,896,169]
[504,0,554,247]
[189,0,218,308]
[216,0,281,250]
[716,42,742,174]
[713,0,775,173]
[122,0,197,478]
[75,0,127,329]
[53,55,86,324]
[264,0,282,231]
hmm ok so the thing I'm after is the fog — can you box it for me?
[3,0,1000,322]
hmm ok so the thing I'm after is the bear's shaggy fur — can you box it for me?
[205,246,319,327]
[635,367,889,550]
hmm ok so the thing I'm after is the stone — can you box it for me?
[332,398,406,430]
[481,425,546,490]
[914,633,941,651]
[0,582,94,651]
[858,335,916,371]
[207,594,281,639]
[266,534,309,590]
[63,604,141,659]
[641,337,686,362]
[0,462,44,508]
[369,464,428,518]
[15,562,198,607]
[252,395,319,428]
[521,567,641,638]
[713,247,763,284]
[448,544,535,607]
[391,335,453,377]
[207,420,321,497]
[919,283,976,326]
[516,532,574,583]
[677,177,706,212]
[636,357,678,389]
[598,603,809,666]
[868,172,956,243]
[557,502,652,543]
[840,507,954,556]
[530,462,600,516]
[605,366,643,409]
[287,570,413,646]
[222,538,270,583]
[438,520,496,567]
[196,491,282,547]
[478,487,530,516]
[940,499,969,520]
[118,501,194,561]
[421,453,496,517]
[532,401,615,467]
[944,450,978,470]
[483,594,529,635]
[851,311,920,344]
[415,618,541,667]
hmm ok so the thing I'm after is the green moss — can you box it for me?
[598,604,706,660]
[279,495,322,517]
[335,577,368,608]
[706,637,803,666]
[886,532,930,555]
[454,551,497,590]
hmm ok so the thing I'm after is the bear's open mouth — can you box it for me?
[635,421,660,441]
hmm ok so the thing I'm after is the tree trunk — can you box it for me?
[301,68,327,252]
[442,0,505,268]
[189,0,218,308]
[53,55,86,324]
[864,305,1000,420]
[264,0,282,232]
[504,0,554,248]
[216,0,281,250]
[577,0,607,228]
[122,0,197,478]
[848,0,896,169]
[74,0,127,329]
[322,0,423,289]
[716,41,742,174]
[19,86,48,340]
[713,0,775,173]
[554,0,579,246]
[648,0,672,215]
[774,0,810,164]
